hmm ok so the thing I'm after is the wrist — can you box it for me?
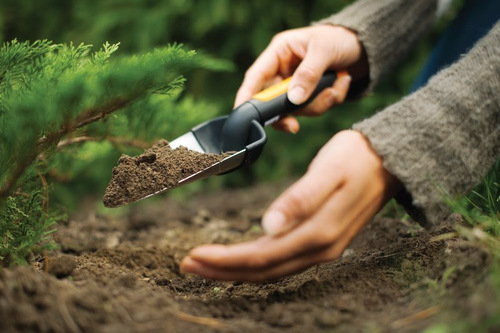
[323,24,369,82]
[355,130,403,199]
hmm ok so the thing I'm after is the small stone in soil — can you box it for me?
[103,139,229,208]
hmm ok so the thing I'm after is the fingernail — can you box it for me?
[288,86,306,105]
[262,210,288,236]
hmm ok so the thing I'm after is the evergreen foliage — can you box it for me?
[0,39,229,265]
[0,177,59,265]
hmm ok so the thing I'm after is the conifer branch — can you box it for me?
[37,169,49,212]
[73,96,133,130]
[38,96,134,147]
[2,96,137,200]
[0,152,38,201]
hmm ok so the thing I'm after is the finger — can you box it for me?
[298,72,351,117]
[184,236,302,270]
[261,158,345,236]
[185,211,333,271]
[287,40,332,105]
[181,244,334,282]
[271,115,300,133]
[234,49,281,108]
[234,31,301,108]
[270,73,351,132]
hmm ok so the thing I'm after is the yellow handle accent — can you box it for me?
[252,77,292,102]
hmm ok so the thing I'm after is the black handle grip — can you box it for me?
[253,71,337,124]
[221,71,337,152]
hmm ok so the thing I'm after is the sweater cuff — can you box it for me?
[352,21,500,228]
[313,0,437,94]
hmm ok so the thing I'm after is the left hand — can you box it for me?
[180,130,402,282]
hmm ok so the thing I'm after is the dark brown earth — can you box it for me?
[0,181,498,332]
[103,139,228,208]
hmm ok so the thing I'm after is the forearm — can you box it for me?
[353,22,500,227]
[315,0,438,91]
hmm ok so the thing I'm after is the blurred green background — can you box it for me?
[0,0,460,207]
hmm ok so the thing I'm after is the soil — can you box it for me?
[0,181,498,333]
[103,139,229,208]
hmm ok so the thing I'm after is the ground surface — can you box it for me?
[0,181,497,332]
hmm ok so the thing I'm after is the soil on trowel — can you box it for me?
[103,139,229,208]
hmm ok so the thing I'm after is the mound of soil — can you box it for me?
[103,139,228,208]
[0,181,498,332]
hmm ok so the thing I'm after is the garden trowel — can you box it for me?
[119,71,339,205]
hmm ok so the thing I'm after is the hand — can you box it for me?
[181,131,402,282]
[234,25,367,133]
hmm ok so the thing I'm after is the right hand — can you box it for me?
[181,130,401,282]
[234,25,368,133]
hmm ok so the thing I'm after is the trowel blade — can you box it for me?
[169,132,204,153]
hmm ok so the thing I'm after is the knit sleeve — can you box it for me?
[315,0,437,91]
[353,22,500,228]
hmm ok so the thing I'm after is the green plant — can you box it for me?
[0,185,59,265]
[433,160,500,332]
[445,160,500,235]
[0,39,230,265]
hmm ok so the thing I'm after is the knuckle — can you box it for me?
[271,32,283,42]
[276,28,297,39]
[295,66,320,84]
[270,31,288,45]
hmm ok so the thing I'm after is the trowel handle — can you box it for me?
[251,71,338,124]
[221,71,340,152]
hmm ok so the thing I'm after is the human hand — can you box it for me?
[234,25,367,133]
[181,130,402,282]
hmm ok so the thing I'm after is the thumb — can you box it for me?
[262,166,343,236]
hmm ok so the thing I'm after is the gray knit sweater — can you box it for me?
[318,0,500,228]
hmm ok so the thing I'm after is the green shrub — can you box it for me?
[0,39,229,265]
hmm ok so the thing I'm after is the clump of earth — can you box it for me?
[103,139,228,207]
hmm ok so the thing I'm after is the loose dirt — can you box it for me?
[0,182,498,332]
[103,139,228,208]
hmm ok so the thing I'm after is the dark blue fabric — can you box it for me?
[411,0,500,91]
